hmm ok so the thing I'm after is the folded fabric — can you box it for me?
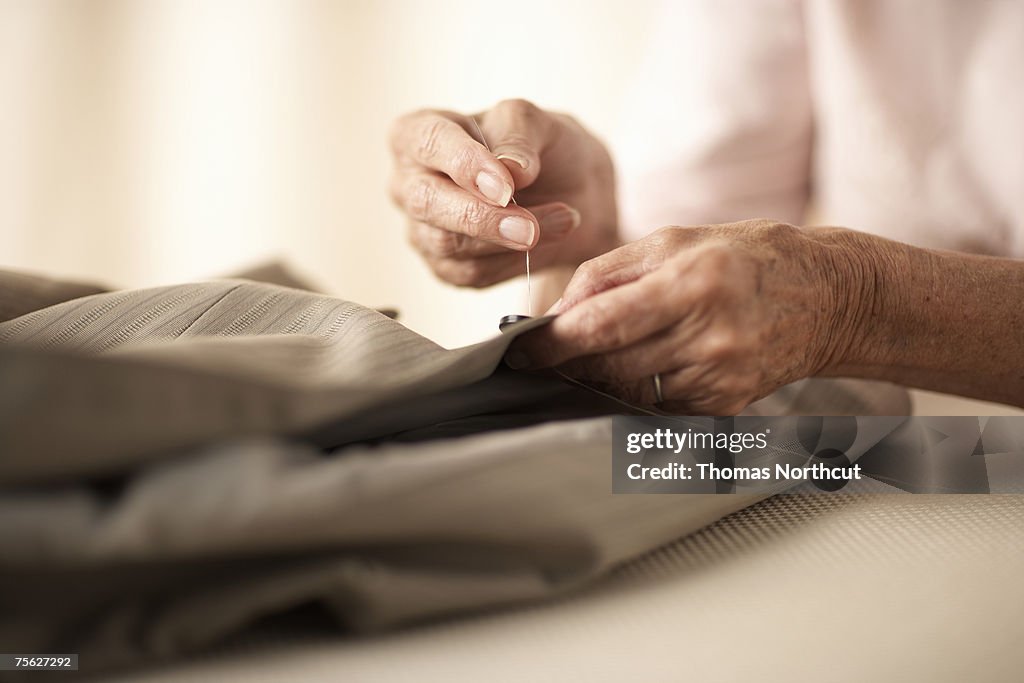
[0,281,557,485]
[0,280,910,679]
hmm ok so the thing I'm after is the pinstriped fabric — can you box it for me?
[1,282,345,349]
[280,298,327,335]
[0,281,556,485]
[95,287,210,352]
[0,291,135,346]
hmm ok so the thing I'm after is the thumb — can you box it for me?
[482,99,551,190]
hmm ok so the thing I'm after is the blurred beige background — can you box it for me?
[0,0,658,347]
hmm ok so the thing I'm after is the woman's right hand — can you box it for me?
[389,99,619,287]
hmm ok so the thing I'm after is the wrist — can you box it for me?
[805,228,909,375]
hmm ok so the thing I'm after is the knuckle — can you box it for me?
[554,111,582,130]
[577,305,621,350]
[646,230,692,271]
[457,202,491,238]
[650,226,686,250]
[434,258,490,288]
[428,258,452,282]
[750,219,800,243]
[700,328,743,360]
[685,271,722,300]
[573,307,605,343]
[428,228,466,258]
[406,177,437,219]
[684,248,734,292]
[668,255,697,282]
[573,257,603,284]
[438,261,463,285]
[698,242,735,270]
[449,145,477,180]
[417,117,448,163]
[498,98,540,119]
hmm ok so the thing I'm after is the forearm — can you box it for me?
[810,228,1024,406]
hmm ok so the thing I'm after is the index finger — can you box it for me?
[390,110,515,208]
[510,264,685,369]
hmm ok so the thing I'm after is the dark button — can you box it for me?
[499,314,532,332]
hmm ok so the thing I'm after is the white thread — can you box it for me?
[526,251,532,315]
[471,116,532,316]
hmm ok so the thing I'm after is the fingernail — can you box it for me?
[537,207,581,235]
[545,298,563,315]
[499,216,535,246]
[476,171,512,207]
[505,350,530,370]
[496,153,529,170]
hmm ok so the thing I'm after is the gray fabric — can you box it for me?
[0,280,910,678]
[0,262,317,325]
[0,281,552,484]
[0,421,759,671]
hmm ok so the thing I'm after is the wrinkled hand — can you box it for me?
[509,220,851,414]
[389,99,618,287]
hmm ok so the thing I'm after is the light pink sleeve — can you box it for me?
[615,0,813,241]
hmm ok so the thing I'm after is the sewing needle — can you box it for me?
[470,116,532,316]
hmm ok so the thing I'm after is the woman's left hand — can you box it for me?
[507,220,859,414]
